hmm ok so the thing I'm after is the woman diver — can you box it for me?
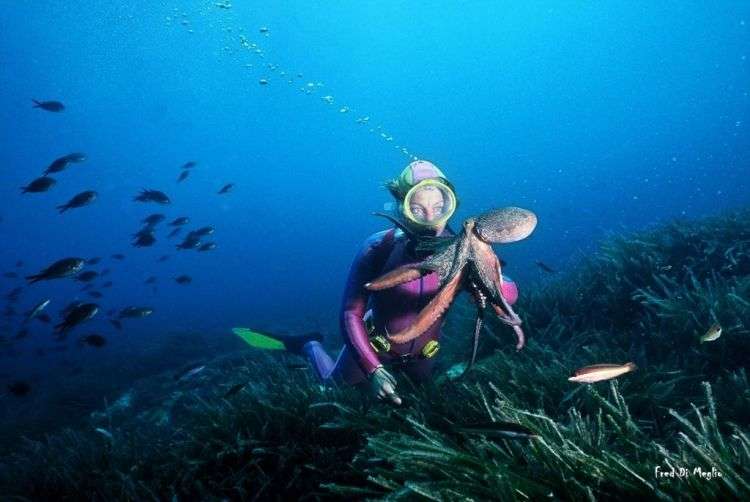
[237,160,519,405]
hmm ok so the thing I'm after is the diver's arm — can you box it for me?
[339,230,392,375]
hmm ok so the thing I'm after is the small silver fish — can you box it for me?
[700,323,722,343]
[568,362,637,384]
[26,299,51,321]
[175,364,205,381]
[94,427,113,440]
[456,421,540,440]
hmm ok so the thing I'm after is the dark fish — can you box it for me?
[198,242,217,252]
[14,328,29,339]
[218,183,234,194]
[21,176,56,193]
[142,214,166,226]
[133,227,155,239]
[80,334,107,347]
[170,217,189,226]
[64,152,86,163]
[80,283,94,292]
[455,421,540,440]
[287,363,308,370]
[535,260,557,274]
[118,306,153,318]
[88,291,103,299]
[100,268,111,276]
[36,312,51,323]
[7,381,31,397]
[133,231,156,247]
[76,270,99,282]
[15,260,23,267]
[133,189,170,204]
[191,226,214,237]
[87,257,102,265]
[223,382,247,398]
[157,255,170,262]
[32,99,64,112]
[44,156,71,175]
[109,319,123,331]
[6,286,23,299]
[177,171,190,183]
[182,161,197,169]
[111,254,125,260]
[26,258,85,283]
[175,275,192,284]
[54,303,98,334]
[100,281,113,288]
[168,227,182,239]
[60,301,84,318]
[3,272,18,279]
[176,235,200,250]
[144,276,157,284]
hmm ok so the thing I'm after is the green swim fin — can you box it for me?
[232,327,286,350]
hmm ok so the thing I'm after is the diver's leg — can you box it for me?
[302,341,336,381]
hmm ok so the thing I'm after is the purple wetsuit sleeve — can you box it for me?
[339,230,392,375]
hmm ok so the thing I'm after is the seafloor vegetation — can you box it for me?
[1,208,748,501]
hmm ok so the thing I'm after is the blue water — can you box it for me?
[0,2,748,377]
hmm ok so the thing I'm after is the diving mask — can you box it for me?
[400,179,457,228]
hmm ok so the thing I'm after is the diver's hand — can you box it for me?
[369,366,402,406]
[513,324,525,351]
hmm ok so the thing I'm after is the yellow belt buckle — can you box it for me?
[370,335,391,353]
[421,340,440,358]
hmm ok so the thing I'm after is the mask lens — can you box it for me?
[403,180,456,227]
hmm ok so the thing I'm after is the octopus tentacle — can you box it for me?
[365,265,429,291]
[387,266,465,344]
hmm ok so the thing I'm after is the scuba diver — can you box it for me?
[235,160,519,405]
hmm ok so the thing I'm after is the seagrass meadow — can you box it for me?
[1,208,748,501]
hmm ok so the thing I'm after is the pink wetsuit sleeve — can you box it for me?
[339,231,391,375]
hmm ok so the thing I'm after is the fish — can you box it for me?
[109,319,123,331]
[118,306,154,319]
[88,291,103,299]
[175,275,192,284]
[32,99,65,112]
[170,217,189,226]
[223,382,247,397]
[177,171,190,183]
[168,227,182,238]
[54,303,98,334]
[568,362,637,384]
[7,381,31,397]
[176,235,201,250]
[700,323,722,343]
[87,257,102,265]
[535,260,557,274]
[64,152,87,163]
[198,242,217,252]
[100,268,111,276]
[94,427,114,440]
[80,334,107,347]
[144,276,157,284]
[76,270,99,282]
[111,254,126,260]
[287,363,308,370]
[191,226,214,237]
[21,176,56,193]
[101,281,113,288]
[26,299,51,321]
[3,272,18,279]
[218,183,234,194]
[57,191,97,213]
[182,161,197,169]
[132,231,156,247]
[157,255,170,262]
[174,364,205,381]
[26,258,85,283]
[44,156,72,175]
[15,260,23,267]
[455,421,540,440]
[142,213,165,226]
[133,189,170,204]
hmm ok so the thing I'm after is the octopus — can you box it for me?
[365,207,537,373]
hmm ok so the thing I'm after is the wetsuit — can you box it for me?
[303,225,521,386]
